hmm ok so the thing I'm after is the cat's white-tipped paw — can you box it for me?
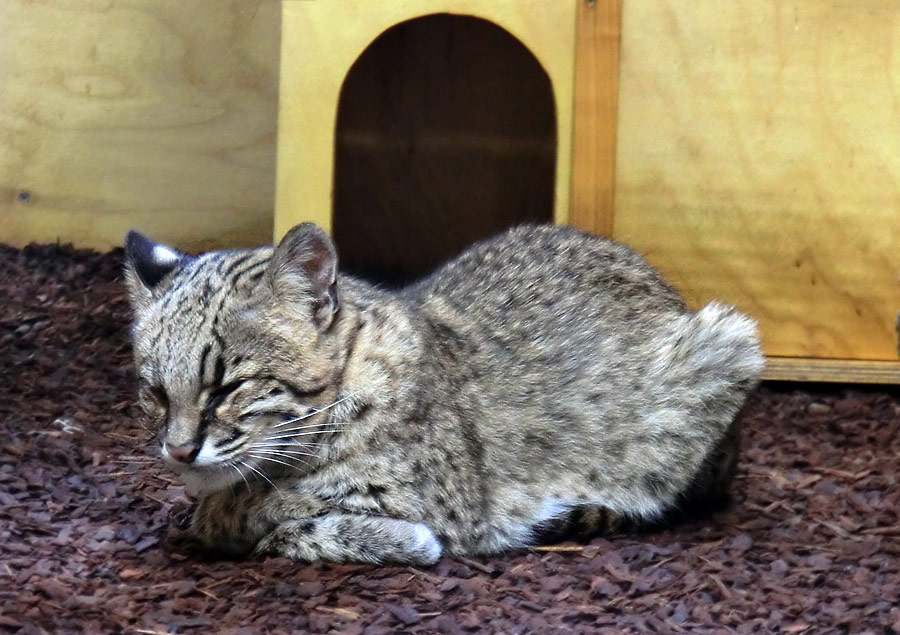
[411,523,442,564]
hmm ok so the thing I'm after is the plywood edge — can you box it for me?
[570,0,622,238]
[764,357,900,384]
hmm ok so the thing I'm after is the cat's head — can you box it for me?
[124,223,345,494]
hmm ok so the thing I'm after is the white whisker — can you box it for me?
[260,426,350,440]
[271,393,358,428]
[250,440,327,448]
[250,447,319,459]
[231,463,251,491]
[282,419,354,429]
[266,421,352,434]
[248,452,310,471]
[261,428,349,442]
[249,445,326,454]
[240,459,278,490]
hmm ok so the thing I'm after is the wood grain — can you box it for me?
[0,0,280,252]
[571,0,622,238]
[275,0,578,241]
[613,0,900,360]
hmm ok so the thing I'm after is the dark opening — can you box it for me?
[333,14,556,287]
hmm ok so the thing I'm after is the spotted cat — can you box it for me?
[125,223,764,565]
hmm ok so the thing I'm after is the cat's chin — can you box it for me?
[175,465,245,498]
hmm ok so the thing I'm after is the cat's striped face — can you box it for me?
[124,224,342,494]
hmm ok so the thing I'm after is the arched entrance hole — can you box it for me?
[333,14,556,286]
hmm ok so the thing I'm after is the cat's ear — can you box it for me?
[268,222,339,328]
[124,231,187,310]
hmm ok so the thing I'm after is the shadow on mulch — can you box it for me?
[1,243,899,634]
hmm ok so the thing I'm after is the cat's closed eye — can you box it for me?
[200,380,250,424]
[138,384,169,418]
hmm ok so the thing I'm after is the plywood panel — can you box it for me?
[276,0,578,240]
[0,0,280,252]
[614,1,900,360]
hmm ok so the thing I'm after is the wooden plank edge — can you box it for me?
[763,357,900,384]
[570,0,623,238]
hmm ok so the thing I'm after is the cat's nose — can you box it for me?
[165,441,201,464]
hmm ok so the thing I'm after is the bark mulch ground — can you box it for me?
[1,242,899,635]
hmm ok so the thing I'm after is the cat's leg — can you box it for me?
[192,486,440,565]
[551,426,740,542]
[669,422,740,515]
[254,513,442,566]
[191,486,329,556]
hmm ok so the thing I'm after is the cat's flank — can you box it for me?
[125,223,764,565]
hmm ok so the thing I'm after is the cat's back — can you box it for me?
[408,224,686,334]
[400,224,702,482]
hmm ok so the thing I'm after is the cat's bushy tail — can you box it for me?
[620,302,764,520]
[533,302,765,544]
[653,301,765,409]
[653,302,764,514]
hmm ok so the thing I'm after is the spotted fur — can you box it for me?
[125,223,764,565]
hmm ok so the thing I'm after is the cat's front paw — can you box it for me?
[191,486,330,557]
[254,520,323,562]
[253,515,443,566]
[410,523,443,565]
[190,488,265,556]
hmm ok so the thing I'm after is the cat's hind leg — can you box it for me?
[254,514,442,566]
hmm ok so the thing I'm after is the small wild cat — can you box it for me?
[125,223,764,565]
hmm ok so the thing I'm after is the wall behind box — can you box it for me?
[3,0,899,376]
[0,0,280,252]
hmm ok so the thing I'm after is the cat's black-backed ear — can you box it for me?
[268,222,339,328]
[124,231,190,312]
[125,231,185,289]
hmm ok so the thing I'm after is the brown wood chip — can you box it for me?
[1,243,898,633]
